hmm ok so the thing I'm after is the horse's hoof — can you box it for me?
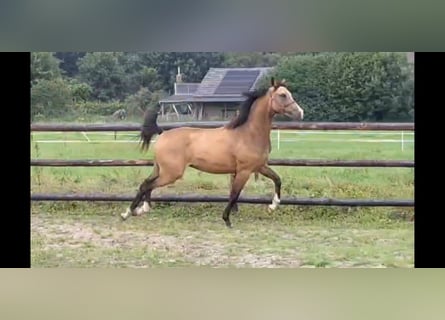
[121,207,135,220]
[134,207,143,216]
[268,194,280,212]
[134,202,151,216]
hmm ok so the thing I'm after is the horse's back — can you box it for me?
[154,126,229,154]
[154,126,237,174]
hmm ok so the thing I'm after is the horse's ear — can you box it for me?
[271,77,279,89]
[281,79,286,85]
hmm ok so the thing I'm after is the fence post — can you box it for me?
[277,129,280,150]
[401,131,404,152]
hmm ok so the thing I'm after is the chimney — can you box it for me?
[176,66,183,83]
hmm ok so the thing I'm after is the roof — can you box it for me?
[160,67,273,104]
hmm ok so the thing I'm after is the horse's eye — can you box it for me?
[279,93,287,98]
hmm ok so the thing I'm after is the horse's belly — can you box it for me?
[189,156,235,174]
[186,131,235,173]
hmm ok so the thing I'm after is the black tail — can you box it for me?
[140,106,163,152]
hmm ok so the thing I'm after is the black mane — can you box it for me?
[225,88,268,129]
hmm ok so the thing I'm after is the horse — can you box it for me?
[120,78,304,228]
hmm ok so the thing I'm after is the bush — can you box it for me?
[74,100,126,116]
[125,88,168,117]
[31,78,73,120]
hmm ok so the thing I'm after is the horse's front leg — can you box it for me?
[257,165,282,211]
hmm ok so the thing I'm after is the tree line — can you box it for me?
[31,52,413,122]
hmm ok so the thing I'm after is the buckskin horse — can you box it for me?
[121,78,304,228]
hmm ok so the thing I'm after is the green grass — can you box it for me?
[31,129,414,268]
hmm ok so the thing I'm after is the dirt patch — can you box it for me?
[32,215,183,250]
[31,214,301,267]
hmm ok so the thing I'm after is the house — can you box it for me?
[159,67,273,121]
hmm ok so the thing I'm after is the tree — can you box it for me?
[124,87,153,116]
[31,52,62,85]
[137,52,225,92]
[54,52,86,77]
[271,52,414,122]
[125,87,167,116]
[140,66,162,91]
[77,52,127,101]
[222,52,283,67]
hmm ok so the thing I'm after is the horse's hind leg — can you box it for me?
[121,161,184,220]
[120,175,157,220]
[222,170,250,228]
[229,172,259,213]
[135,163,161,215]
[229,174,238,213]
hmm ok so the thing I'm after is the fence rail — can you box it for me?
[31,159,415,168]
[31,121,415,132]
[31,193,414,207]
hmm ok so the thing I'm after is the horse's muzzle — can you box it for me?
[286,103,304,121]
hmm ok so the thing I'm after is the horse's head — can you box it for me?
[268,78,304,121]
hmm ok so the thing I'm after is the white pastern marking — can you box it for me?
[268,193,281,211]
[142,201,151,213]
[121,208,131,220]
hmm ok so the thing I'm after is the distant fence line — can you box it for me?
[30,122,415,208]
[31,159,414,168]
[30,121,415,132]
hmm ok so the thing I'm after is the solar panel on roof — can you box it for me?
[214,70,260,94]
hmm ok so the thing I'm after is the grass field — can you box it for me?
[31,128,414,268]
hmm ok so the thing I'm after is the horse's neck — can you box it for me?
[245,95,273,142]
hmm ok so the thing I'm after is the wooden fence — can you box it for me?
[30,122,414,207]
